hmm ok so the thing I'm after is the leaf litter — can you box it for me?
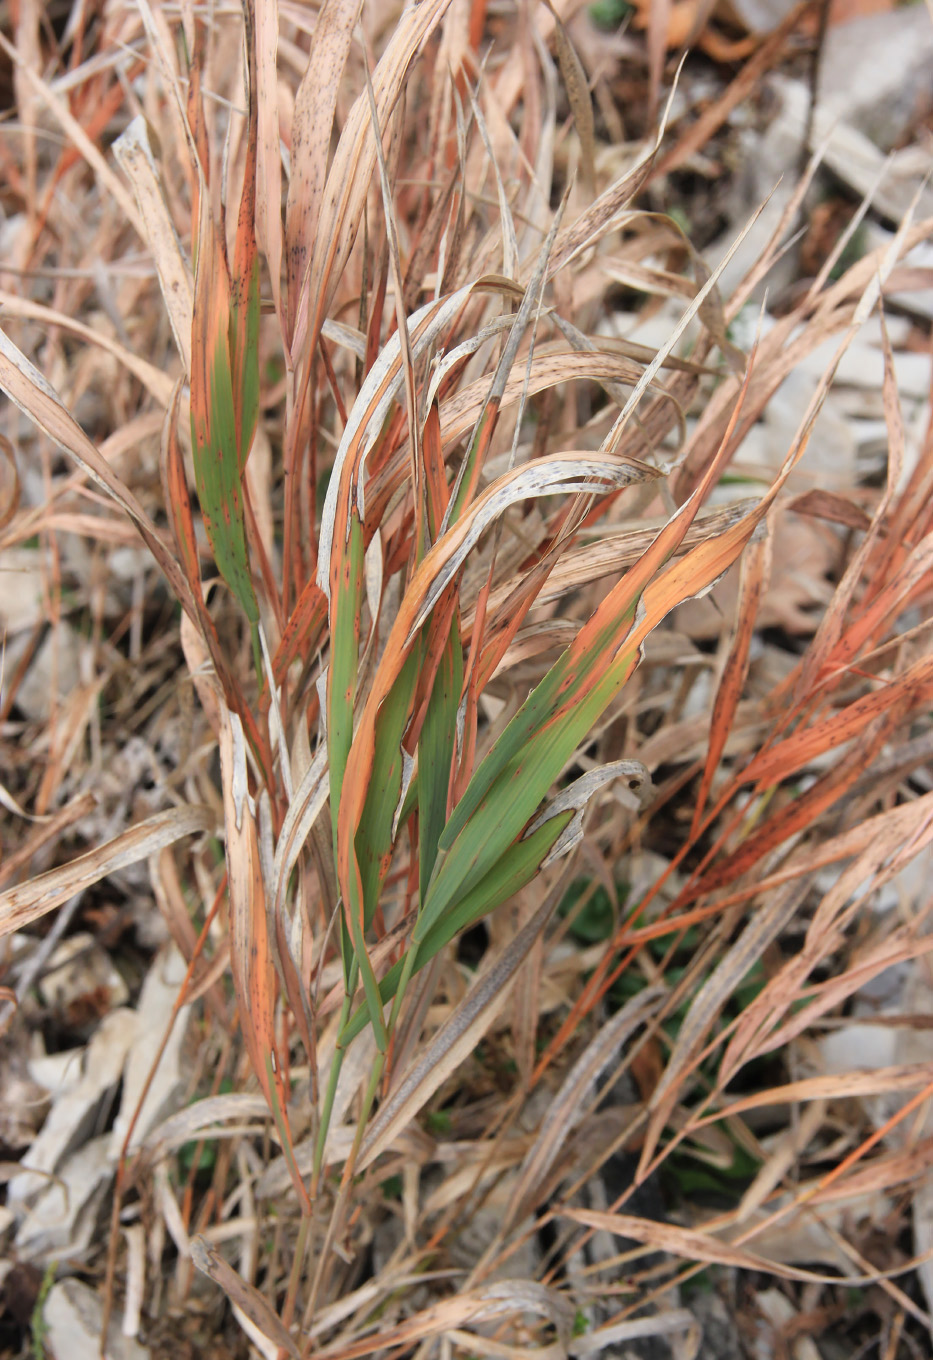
[0,2,931,1359]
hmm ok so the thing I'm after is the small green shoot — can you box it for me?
[30,1261,57,1360]
[588,0,632,29]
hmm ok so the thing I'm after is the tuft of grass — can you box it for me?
[0,2,930,1358]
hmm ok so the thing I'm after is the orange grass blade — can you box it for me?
[744,656,933,791]
[720,792,933,1082]
[813,533,933,683]
[218,702,310,1211]
[691,523,772,837]
[790,311,906,704]
[272,578,328,684]
[161,379,202,595]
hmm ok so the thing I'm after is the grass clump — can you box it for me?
[0,2,931,1358]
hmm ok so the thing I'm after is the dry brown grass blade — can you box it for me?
[362,37,424,527]
[698,1064,933,1127]
[149,847,230,1024]
[438,349,656,450]
[271,746,330,923]
[599,215,763,458]
[310,1282,571,1360]
[0,806,214,937]
[249,0,284,322]
[285,0,363,338]
[648,2,807,182]
[0,28,145,240]
[720,794,933,1079]
[571,1311,699,1357]
[0,327,201,625]
[547,3,595,192]
[534,57,687,283]
[558,1206,902,1286]
[287,69,467,587]
[788,1136,933,1213]
[190,1235,302,1360]
[145,1093,272,1154]
[504,984,665,1232]
[134,0,198,152]
[0,432,19,534]
[0,289,174,405]
[676,218,933,499]
[0,793,96,892]
[357,875,572,1171]
[468,501,755,637]
[35,676,105,817]
[740,1097,827,1222]
[787,489,872,532]
[294,0,453,360]
[378,453,635,660]
[467,85,520,282]
[757,931,933,1069]
[112,115,194,374]
[639,881,811,1175]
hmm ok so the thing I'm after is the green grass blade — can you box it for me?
[189,201,259,627]
[356,647,421,927]
[417,618,462,901]
[190,316,260,624]
[338,814,570,1047]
